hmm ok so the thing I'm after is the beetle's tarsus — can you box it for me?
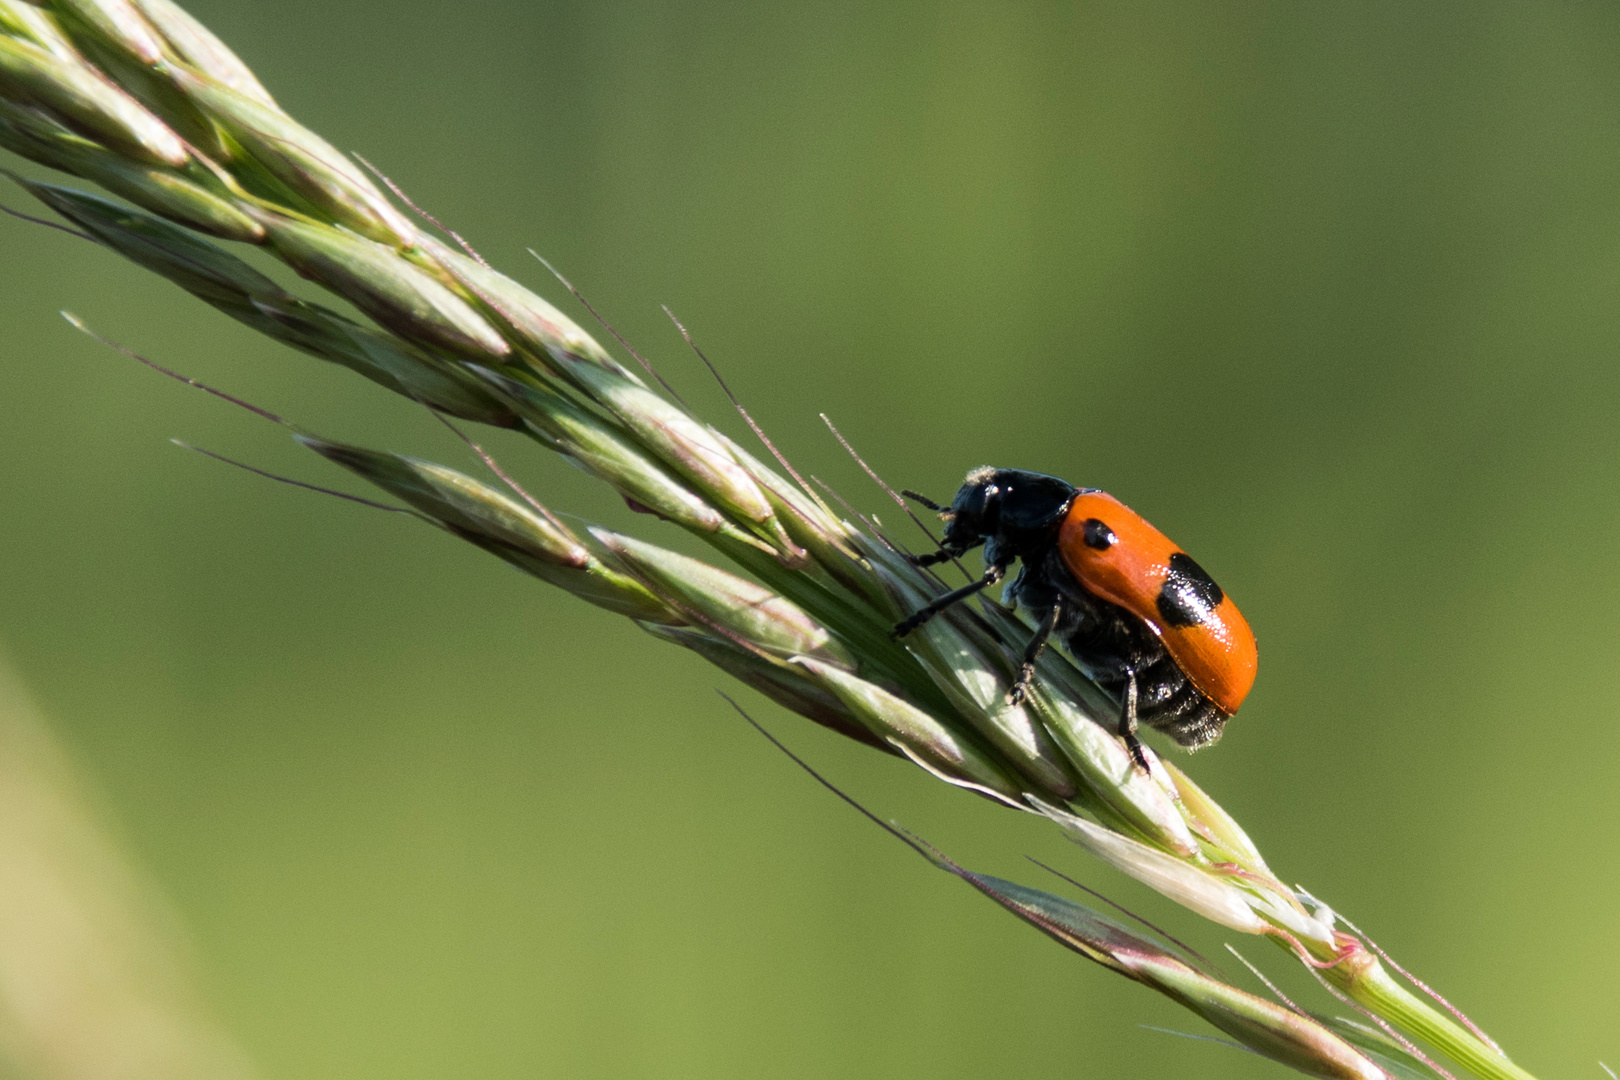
[1006,601,1063,707]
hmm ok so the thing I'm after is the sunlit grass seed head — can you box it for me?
[298,437,674,625]
[469,365,751,542]
[0,29,184,165]
[591,530,848,667]
[51,0,168,67]
[19,178,281,301]
[418,238,642,383]
[788,657,1028,805]
[0,100,262,239]
[21,179,523,426]
[0,4,1547,1075]
[169,66,417,244]
[130,0,274,107]
[256,214,510,361]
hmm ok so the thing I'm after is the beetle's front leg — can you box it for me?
[892,559,1009,639]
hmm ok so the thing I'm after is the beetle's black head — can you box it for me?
[939,467,1080,554]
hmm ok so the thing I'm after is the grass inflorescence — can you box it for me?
[0,3,1542,1076]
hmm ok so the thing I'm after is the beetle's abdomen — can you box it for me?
[1009,551,1231,749]
[1054,492,1257,717]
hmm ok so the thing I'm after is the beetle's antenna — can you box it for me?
[900,489,947,513]
[820,414,972,581]
[809,475,953,590]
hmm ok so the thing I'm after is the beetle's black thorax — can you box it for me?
[981,516,1064,572]
[940,468,1078,560]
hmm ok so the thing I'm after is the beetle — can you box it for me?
[892,467,1257,768]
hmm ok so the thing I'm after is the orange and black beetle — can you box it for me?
[894,467,1257,767]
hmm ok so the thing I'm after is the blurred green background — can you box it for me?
[2,1,1618,1077]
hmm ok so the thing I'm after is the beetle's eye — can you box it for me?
[1082,518,1117,550]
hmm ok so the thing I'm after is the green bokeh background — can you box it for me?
[2,1,1618,1076]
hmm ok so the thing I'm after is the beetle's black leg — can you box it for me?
[892,560,1008,639]
[900,489,947,513]
[1008,600,1062,706]
[1119,668,1150,772]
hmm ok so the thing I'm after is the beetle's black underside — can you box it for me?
[1011,545,1228,750]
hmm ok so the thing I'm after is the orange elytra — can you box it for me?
[1056,490,1257,717]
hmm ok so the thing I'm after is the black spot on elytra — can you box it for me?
[1082,518,1117,549]
[1156,552,1224,628]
